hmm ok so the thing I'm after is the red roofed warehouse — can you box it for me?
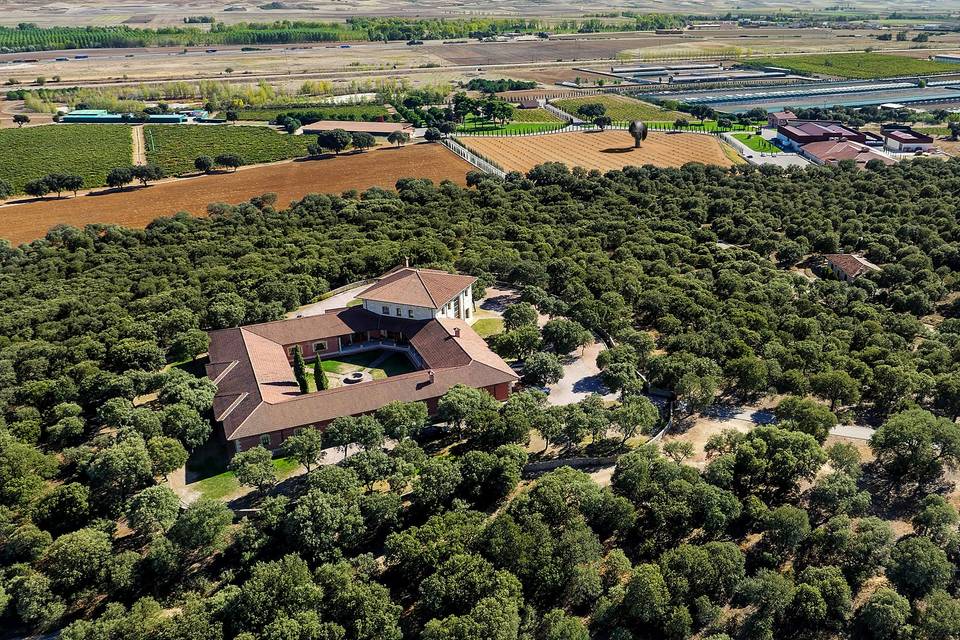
[205,268,517,453]
[881,126,934,152]
[776,120,866,151]
[800,140,894,169]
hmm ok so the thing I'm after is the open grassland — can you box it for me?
[743,53,960,78]
[511,108,565,123]
[731,132,781,152]
[144,124,313,174]
[553,94,686,123]
[461,129,736,173]
[0,142,471,246]
[238,104,392,123]
[0,124,131,193]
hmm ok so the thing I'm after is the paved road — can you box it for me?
[547,339,618,406]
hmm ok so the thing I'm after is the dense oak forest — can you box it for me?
[3,158,960,639]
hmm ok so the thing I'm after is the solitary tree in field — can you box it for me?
[292,346,308,393]
[194,155,214,173]
[215,154,242,172]
[351,131,376,152]
[313,356,328,391]
[107,166,134,190]
[23,178,50,199]
[629,120,648,148]
[319,129,352,155]
[12,114,29,127]
[387,130,410,147]
[577,103,606,120]
[593,115,612,131]
[133,163,165,186]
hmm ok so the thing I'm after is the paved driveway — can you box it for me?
[547,339,618,406]
[288,283,372,318]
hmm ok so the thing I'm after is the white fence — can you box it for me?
[543,101,580,123]
[441,138,506,178]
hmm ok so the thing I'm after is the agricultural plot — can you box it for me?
[743,53,960,79]
[144,125,312,175]
[0,125,132,194]
[461,130,737,173]
[457,113,566,134]
[553,94,686,123]
[511,108,565,123]
[239,104,393,123]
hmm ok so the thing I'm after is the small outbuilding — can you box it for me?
[823,253,881,282]
[881,126,934,152]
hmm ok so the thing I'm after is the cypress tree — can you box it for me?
[293,346,308,393]
[314,356,328,390]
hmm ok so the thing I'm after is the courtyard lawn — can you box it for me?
[189,455,301,500]
[472,318,505,338]
[731,132,781,153]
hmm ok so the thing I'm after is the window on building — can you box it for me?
[382,305,389,314]
[259,434,271,448]
[313,341,327,353]
[408,309,414,318]
[396,307,401,316]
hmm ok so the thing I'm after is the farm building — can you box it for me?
[800,140,894,168]
[880,126,934,152]
[767,110,797,127]
[301,120,413,137]
[206,267,517,453]
[776,120,866,151]
[823,254,881,282]
[61,109,188,123]
[518,99,542,109]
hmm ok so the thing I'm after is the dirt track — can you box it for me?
[0,143,471,246]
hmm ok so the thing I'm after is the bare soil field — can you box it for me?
[0,143,471,246]
[461,130,737,174]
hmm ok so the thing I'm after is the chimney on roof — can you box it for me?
[428,370,435,383]
[454,327,461,338]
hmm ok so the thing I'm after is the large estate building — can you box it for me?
[206,268,517,453]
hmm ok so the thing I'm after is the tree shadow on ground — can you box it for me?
[860,461,956,520]
[600,147,636,154]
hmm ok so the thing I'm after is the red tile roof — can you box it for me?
[359,267,476,309]
[824,253,881,280]
[801,140,894,167]
[884,128,933,144]
[206,306,516,441]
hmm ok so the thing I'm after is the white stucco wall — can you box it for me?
[363,285,473,321]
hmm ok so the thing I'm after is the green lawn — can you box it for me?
[472,318,505,338]
[144,124,312,175]
[307,350,416,386]
[731,132,780,152]
[189,455,301,500]
[742,53,960,79]
[553,94,686,122]
[378,352,416,378]
[0,124,132,194]
[457,114,567,134]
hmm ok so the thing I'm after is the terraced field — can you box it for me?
[144,124,312,175]
[0,125,132,194]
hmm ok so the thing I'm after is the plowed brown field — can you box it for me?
[0,143,471,246]
[462,130,737,173]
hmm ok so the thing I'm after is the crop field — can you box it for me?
[144,125,313,175]
[553,94,686,123]
[461,130,737,173]
[743,53,960,79]
[511,108,565,123]
[0,124,132,194]
[457,114,567,135]
[0,143,472,246]
[238,104,392,123]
